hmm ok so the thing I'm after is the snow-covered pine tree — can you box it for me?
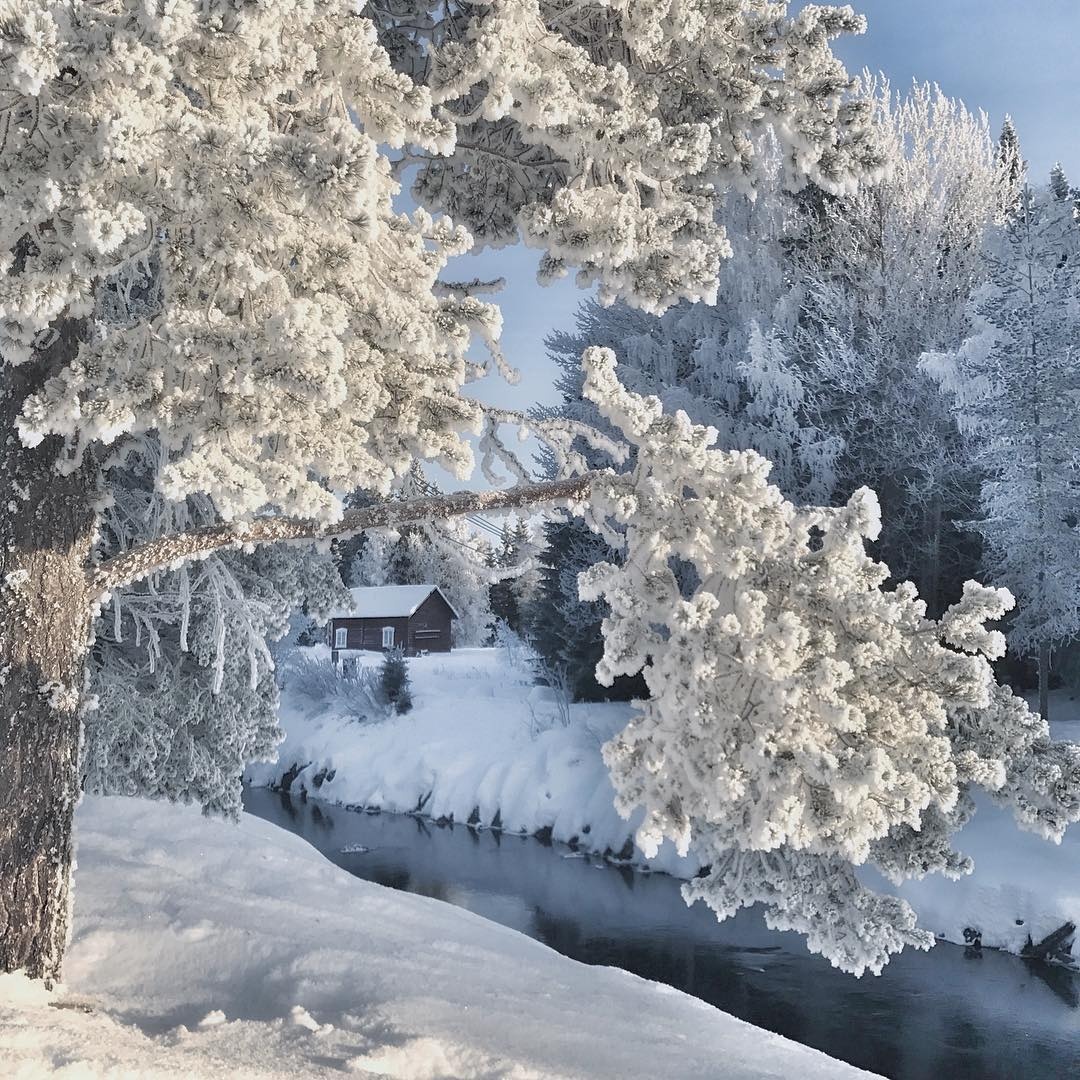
[488,515,535,635]
[542,133,840,505]
[525,304,647,701]
[0,0,977,984]
[923,179,1080,720]
[1049,162,1073,204]
[997,115,1027,216]
[372,523,496,646]
[528,518,646,701]
[785,80,1007,613]
[526,141,839,701]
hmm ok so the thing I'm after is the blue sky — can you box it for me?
[834,0,1080,181]
[443,1,1080,481]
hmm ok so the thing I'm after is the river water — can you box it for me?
[244,787,1080,1079]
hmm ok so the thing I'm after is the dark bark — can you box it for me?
[1039,639,1051,722]
[1022,920,1075,964]
[0,321,96,983]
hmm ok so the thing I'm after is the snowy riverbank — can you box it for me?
[1,796,875,1079]
[248,646,697,877]
[250,648,1080,966]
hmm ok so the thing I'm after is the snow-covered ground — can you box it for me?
[248,646,696,876]
[1,795,876,1080]
[250,648,1080,964]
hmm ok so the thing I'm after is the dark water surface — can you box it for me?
[244,787,1080,1079]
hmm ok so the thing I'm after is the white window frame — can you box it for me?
[381,625,395,649]
[334,626,347,649]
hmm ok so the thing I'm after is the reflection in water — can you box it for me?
[244,787,1080,1080]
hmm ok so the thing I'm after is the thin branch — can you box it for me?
[89,472,600,598]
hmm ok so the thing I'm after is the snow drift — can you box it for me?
[0,795,875,1079]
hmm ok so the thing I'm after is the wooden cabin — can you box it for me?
[329,584,458,661]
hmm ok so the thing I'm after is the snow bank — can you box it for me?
[867,793,1080,956]
[0,796,875,1080]
[252,649,1080,965]
[248,647,697,876]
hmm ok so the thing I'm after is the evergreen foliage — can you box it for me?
[378,648,413,716]
[580,347,1080,977]
[923,179,1080,719]
[997,115,1027,214]
[527,519,644,702]
[488,517,534,635]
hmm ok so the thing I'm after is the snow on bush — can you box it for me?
[378,648,414,716]
[282,651,380,722]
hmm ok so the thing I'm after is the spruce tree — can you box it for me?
[488,516,536,635]
[997,115,1027,214]
[924,179,1080,719]
[378,648,413,716]
[1050,162,1072,203]
[488,522,522,631]
[527,519,645,702]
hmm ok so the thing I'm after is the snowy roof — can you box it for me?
[344,584,459,620]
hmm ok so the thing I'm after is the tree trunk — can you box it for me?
[924,488,943,618]
[1039,639,1051,723]
[0,322,96,983]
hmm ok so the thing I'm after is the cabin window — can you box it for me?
[334,627,347,649]
[382,625,395,649]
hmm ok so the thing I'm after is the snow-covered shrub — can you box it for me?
[525,673,573,737]
[492,619,530,668]
[284,653,380,722]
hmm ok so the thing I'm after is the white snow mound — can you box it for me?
[0,795,876,1079]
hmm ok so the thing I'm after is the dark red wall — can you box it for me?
[407,592,455,652]
[328,590,456,658]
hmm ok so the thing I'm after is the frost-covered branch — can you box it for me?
[576,347,1080,976]
[90,473,597,597]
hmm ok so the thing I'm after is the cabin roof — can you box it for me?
[343,584,459,620]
